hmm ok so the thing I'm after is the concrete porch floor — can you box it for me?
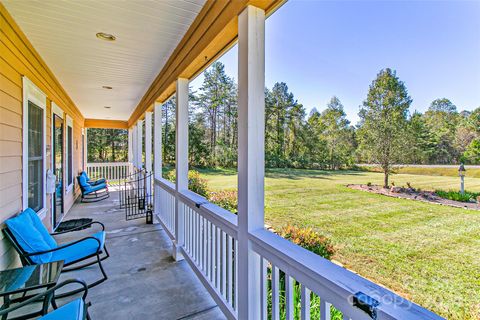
[55,190,226,320]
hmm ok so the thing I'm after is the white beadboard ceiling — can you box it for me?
[3,0,205,120]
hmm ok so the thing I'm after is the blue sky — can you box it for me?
[191,0,480,125]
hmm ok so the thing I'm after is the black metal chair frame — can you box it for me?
[3,221,109,298]
[0,279,90,320]
[79,184,110,203]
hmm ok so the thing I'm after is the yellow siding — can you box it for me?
[0,3,86,269]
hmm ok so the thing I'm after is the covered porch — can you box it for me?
[56,189,224,320]
[0,0,444,319]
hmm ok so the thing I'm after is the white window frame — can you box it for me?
[66,115,74,193]
[22,76,47,219]
[51,102,63,227]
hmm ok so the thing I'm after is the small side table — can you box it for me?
[0,261,64,320]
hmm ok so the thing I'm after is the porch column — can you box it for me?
[132,124,138,168]
[128,127,133,164]
[153,102,162,180]
[137,120,144,169]
[153,102,163,217]
[174,78,189,261]
[237,5,265,319]
[145,111,153,194]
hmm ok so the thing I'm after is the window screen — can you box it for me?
[28,101,44,212]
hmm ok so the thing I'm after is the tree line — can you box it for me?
[162,62,479,174]
[87,62,480,183]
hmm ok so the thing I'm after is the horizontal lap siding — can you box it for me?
[0,4,85,269]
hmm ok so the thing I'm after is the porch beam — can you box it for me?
[237,5,265,319]
[84,119,128,129]
[173,78,189,261]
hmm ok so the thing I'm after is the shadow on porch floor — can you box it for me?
[55,191,225,320]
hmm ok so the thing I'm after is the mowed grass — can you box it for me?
[197,168,480,320]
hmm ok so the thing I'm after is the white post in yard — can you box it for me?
[145,111,153,194]
[174,78,189,261]
[154,102,163,217]
[237,5,265,319]
[154,102,163,180]
[137,120,144,169]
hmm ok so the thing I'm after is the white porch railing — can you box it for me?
[154,178,443,320]
[86,162,133,185]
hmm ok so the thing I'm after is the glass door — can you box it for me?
[53,114,64,227]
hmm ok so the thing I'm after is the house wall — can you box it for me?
[0,3,85,269]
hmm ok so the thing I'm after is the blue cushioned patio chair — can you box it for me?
[80,171,106,186]
[77,174,109,203]
[3,209,109,296]
[0,279,91,320]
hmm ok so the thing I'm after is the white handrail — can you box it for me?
[154,180,443,320]
[86,162,132,184]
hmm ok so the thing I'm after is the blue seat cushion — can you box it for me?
[5,211,52,264]
[24,208,57,249]
[82,171,106,185]
[82,183,107,195]
[41,298,85,320]
[51,231,105,264]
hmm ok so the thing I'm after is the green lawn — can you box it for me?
[198,168,480,320]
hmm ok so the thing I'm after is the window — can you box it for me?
[23,77,47,215]
[66,116,74,191]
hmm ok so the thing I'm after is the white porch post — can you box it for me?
[154,102,163,217]
[132,124,138,168]
[137,120,144,169]
[174,78,189,261]
[128,127,133,164]
[237,5,265,319]
[154,102,163,180]
[145,112,153,194]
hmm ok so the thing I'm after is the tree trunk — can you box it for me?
[384,171,389,188]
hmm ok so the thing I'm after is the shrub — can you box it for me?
[208,190,238,213]
[366,182,372,187]
[435,189,480,203]
[279,225,335,260]
[165,170,210,198]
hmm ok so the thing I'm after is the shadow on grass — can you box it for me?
[196,167,368,180]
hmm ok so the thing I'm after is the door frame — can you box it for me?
[51,102,64,228]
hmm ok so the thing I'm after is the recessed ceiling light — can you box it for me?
[104,106,111,109]
[102,86,113,90]
[96,32,116,41]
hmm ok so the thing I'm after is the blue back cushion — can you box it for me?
[24,208,57,248]
[5,210,53,264]
[78,175,91,191]
[81,171,89,181]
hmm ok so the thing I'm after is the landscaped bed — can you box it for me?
[347,184,480,210]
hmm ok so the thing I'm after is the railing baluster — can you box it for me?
[222,231,227,299]
[320,300,331,320]
[227,234,232,305]
[301,285,310,320]
[286,274,294,320]
[272,265,280,320]
[260,258,268,320]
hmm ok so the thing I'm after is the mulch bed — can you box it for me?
[347,184,480,211]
